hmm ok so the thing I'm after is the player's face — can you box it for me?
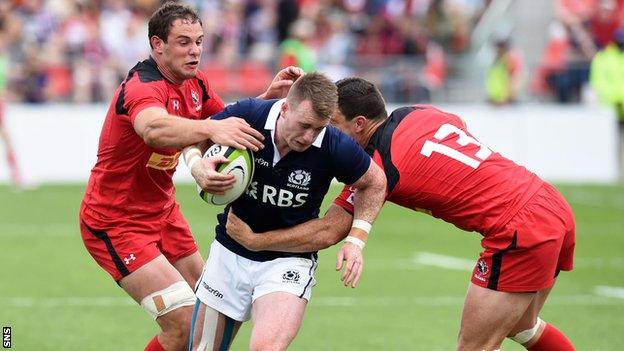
[281,100,329,152]
[161,19,204,80]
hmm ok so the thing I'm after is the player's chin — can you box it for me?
[183,63,199,76]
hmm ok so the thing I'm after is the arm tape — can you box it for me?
[351,219,372,234]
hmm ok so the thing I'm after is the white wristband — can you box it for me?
[351,219,372,234]
[187,154,201,171]
[344,236,366,250]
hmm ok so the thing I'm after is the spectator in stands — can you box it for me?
[486,36,523,105]
[590,0,622,48]
[279,18,316,72]
[425,0,470,53]
[590,27,624,176]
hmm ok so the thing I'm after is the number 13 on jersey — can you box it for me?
[420,123,492,168]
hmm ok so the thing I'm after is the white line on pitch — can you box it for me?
[594,286,624,299]
[412,252,475,271]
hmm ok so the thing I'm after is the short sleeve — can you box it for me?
[328,128,371,185]
[210,98,274,129]
[123,78,168,123]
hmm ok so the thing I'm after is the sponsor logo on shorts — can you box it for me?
[202,282,224,299]
[123,253,136,265]
[282,270,300,283]
[473,259,489,282]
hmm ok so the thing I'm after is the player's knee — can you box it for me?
[140,281,196,320]
[508,317,543,345]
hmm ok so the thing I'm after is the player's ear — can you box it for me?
[280,101,289,117]
[151,36,165,54]
[354,116,367,132]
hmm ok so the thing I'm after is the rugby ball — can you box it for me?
[197,144,254,205]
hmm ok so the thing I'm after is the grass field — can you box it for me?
[1,183,623,350]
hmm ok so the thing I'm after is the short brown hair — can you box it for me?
[148,2,202,49]
[336,77,387,122]
[287,72,338,120]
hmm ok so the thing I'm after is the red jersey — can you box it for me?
[335,105,544,236]
[81,58,224,221]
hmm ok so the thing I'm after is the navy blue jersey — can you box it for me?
[210,98,371,261]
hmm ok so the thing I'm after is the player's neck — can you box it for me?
[361,119,384,147]
[152,56,184,85]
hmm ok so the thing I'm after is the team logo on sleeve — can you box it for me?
[473,259,489,282]
[288,170,311,190]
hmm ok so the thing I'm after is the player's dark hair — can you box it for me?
[288,72,338,120]
[336,77,387,122]
[148,1,202,49]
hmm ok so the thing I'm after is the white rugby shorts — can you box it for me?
[195,240,318,321]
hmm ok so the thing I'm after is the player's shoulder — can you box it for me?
[391,104,463,127]
[322,125,358,150]
[231,97,276,114]
[126,57,164,85]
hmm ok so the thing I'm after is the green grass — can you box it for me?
[1,183,623,350]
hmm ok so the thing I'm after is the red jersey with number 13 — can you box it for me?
[81,58,224,221]
[335,105,544,235]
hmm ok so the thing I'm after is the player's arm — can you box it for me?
[133,106,264,150]
[227,204,353,252]
[344,160,386,248]
[334,160,386,288]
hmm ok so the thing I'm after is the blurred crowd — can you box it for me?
[3,0,624,107]
[532,0,624,106]
[0,0,489,104]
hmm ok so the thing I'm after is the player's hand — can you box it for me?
[207,118,264,151]
[335,242,364,288]
[226,211,259,251]
[258,66,305,100]
[191,155,235,195]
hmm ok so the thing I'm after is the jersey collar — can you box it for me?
[264,99,326,148]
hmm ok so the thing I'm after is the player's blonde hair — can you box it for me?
[287,72,338,120]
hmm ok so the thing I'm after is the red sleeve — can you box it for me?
[123,76,169,123]
[333,185,356,214]
[197,70,225,119]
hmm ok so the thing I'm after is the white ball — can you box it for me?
[197,144,255,205]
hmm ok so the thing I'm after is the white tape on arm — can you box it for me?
[344,236,366,250]
[184,146,203,171]
[351,219,372,234]
[187,154,201,171]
